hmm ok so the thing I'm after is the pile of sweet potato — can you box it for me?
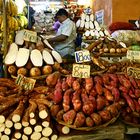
[50,74,130,128]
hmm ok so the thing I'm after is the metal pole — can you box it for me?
[2,0,8,77]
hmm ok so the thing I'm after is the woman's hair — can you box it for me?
[55,8,68,17]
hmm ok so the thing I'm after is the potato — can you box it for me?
[17,67,28,76]
[8,65,17,75]
[42,65,52,75]
[52,62,61,71]
[109,48,115,53]
[29,67,41,77]
[116,48,122,53]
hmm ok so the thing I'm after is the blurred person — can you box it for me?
[47,8,76,57]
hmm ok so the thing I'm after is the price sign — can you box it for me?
[23,29,37,43]
[16,74,36,90]
[127,67,140,79]
[127,50,140,60]
[72,64,90,78]
[75,50,91,63]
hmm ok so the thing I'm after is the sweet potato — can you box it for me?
[56,110,64,121]
[117,75,131,89]
[90,113,102,126]
[96,95,106,111]
[119,86,129,93]
[103,88,114,102]
[46,71,60,87]
[85,77,94,93]
[110,81,117,88]
[133,100,140,113]
[72,89,82,112]
[95,83,103,95]
[134,89,140,98]
[122,92,135,112]
[99,110,111,122]
[89,95,97,111]
[66,75,75,87]
[73,112,85,127]
[55,79,62,90]
[129,89,136,98]
[136,79,140,88]
[86,117,94,127]
[89,88,97,97]
[94,76,103,85]
[108,74,118,83]
[62,78,69,91]
[50,105,61,117]
[63,110,76,125]
[102,74,110,85]
[106,104,119,117]
[72,79,81,91]
[129,77,138,89]
[81,89,94,115]
[53,88,63,104]
[63,89,73,112]
[111,88,120,102]
[104,85,114,91]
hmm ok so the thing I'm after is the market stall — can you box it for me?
[0,0,140,140]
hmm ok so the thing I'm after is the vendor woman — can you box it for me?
[47,8,76,57]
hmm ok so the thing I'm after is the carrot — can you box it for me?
[63,89,73,112]
[63,109,76,125]
[85,77,94,93]
[72,89,82,112]
[73,112,85,127]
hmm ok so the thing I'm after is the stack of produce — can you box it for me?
[0,78,61,140]
[76,12,110,40]
[0,0,28,46]
[48,73,125,128]
[4,40,70,77]
[120,76,140,125]
[34,12,54,32]
[86,37,127,54]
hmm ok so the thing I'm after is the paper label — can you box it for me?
[75,50,91,63]
[72,64,90,78]
[23,29,37,43]
[16,74,36,90]
[127,50,140,60]
[127,67,140,79]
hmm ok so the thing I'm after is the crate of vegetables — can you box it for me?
[49,74,125,131]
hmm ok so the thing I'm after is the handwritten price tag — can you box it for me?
[127,50,140,60]
[75,50,91,63]
[72,64,90,78]
[127,67,140,79]
[16,74,36,90]
[23,29,37,43]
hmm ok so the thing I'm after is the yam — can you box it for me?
[42,49,54,65]
[15,48,29,67]
[30,49,43,67]
[4,43,18,65]
[51,50,62,63]
[15,30,24,45]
